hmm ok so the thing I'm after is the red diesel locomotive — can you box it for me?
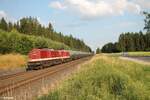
[27,48,91,70]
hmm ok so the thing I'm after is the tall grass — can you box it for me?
[39,55,150,100]
[0,54,27,69]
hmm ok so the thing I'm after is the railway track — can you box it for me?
[0,57,91,96]
[0,71,27,80]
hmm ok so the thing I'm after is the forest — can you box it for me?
[100,12,150,53]
[0,17,92,54]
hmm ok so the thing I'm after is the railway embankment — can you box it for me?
[0,56,92,100]
[0,67,25,77]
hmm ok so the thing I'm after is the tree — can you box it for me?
[143,12,150,33]
[13,21,20,31]
[101,12,150,53]
[113,42,120,52]
[145,32,150,50]
[101,42,120,53]
[0,16,92,52]
[96,48,101,54]
[8,22,13,32]
[139,31,145,51]
[0,18,8,31]
[48,23,54,33]
[118,34,126,52]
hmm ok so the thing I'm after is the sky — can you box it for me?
[0,0,150,51]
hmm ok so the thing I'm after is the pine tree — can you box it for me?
[143,12,150,33]
[8,22,13,32]
[0,18,8,31]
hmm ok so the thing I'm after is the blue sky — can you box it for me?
[0,0,150,51]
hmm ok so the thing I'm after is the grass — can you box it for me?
[108,51,150,57]
[38,54,150,100]
[128,52,150,56]
[0,53,27,69]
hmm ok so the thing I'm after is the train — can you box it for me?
[26,48,92,70]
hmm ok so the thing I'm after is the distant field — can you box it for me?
[39,55,150,100]
[128,52,150,56]
[0,54,27,70]
[109,51,150,57]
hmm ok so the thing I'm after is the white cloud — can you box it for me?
[133,0,150,9]
[0,10,16,22]
[126,2,141,14]
[49,0,141,19]
[0,10,7,19]
[49,1,66,10]
[36,17,49,27]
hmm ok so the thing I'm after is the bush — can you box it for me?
[0,54,27,69]
[0,29,70,54]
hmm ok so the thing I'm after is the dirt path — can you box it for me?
[120,57,150,65]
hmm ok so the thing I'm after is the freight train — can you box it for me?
[26,48,92,70]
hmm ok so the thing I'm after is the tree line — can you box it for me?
[0,17,91,52]
[98,12,150,53]
[0,29,70,54]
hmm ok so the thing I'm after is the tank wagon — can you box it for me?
[27,48,92,70]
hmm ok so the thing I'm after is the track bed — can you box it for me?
[0,56,92,100]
